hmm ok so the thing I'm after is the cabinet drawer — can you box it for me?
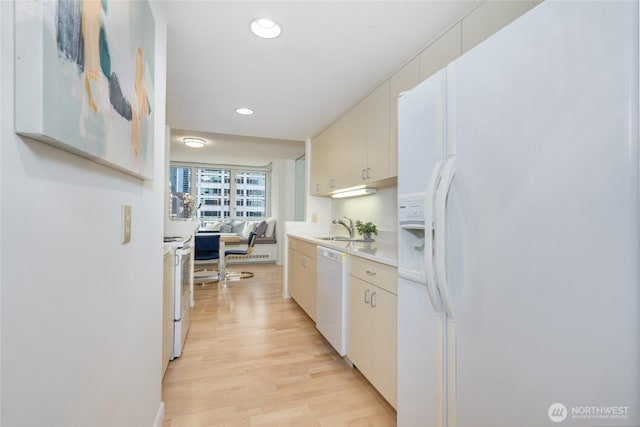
[288,237,317,259]
[298,240,317,259]
[348,256,397,295]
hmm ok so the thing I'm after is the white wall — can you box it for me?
[331,186,398,237]
[0,3,4,422]
[294,156,305,221]
[272,159,297,264]
[0,2,168,426]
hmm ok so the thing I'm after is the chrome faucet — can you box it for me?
[332,216,355,238]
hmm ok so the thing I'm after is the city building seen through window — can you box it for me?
[169,165,269,220]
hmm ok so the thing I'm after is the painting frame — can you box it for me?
[14,0,155,180]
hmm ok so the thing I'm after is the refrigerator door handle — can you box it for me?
[425,161,444,312]
[434,155,456,320]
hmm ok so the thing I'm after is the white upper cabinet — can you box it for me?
[350,81,391,186]
[347,101,367,185]
[310,116,350,196]
[365,81,391,183]
[419,23,462,82]
[309,1,541,197]
[462,1,541,53]
[389,57,420,177]
[328,114,351,191]
[310,130,329,195]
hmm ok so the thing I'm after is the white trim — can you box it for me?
[152,401,165,427]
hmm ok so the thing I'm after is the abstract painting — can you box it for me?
[15,0,155,180]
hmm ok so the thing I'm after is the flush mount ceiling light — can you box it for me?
[183,137,206,148]
[236,107,254,115]
[250,18,282,39]
[331,188,377,199]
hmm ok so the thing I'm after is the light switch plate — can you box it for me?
[122,205,132,244]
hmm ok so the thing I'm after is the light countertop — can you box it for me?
[287,233,397,267]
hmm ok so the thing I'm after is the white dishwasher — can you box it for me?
[316,246,347,356]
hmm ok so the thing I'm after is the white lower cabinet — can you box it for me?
[162,249,175,378]
[346,256,397,408]
[287,237,317,321]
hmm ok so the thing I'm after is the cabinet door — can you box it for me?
[371,288,398,408]
[366,81,390,182]
[418,23,462,82]
[461,1,540,54]
[289,239,317,321]
[310,133,329,195]
[304,256,317,321]
[287,249,302,302]
[348,102,368,186]
[328,114,351,191]
[347,276,373,378]
[298,253,311,318]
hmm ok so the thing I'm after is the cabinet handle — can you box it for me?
[364,289,370,304]
[371,291,377,307]
[365,270,376,276]
[361,168,366,180]
[366,168,371,179]
[315,184,320,192]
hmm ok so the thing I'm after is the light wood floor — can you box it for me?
[162,264,397,427]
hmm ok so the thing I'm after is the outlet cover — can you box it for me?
[122,205,132,243]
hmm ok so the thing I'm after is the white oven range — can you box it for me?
[164,235,193,359]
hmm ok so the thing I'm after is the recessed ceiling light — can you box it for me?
[250,18,282,39]
[236,108,254,116]
[183,137,206,148]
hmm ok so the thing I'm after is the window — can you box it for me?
[169,164,270,220]
[196,168,230,219]
[168,167,192,218]
[235,171,267,218]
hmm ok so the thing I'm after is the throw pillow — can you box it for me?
[242,222,256,238]
[202,221,221,231]
[231,221,245,234]
[255,220,268,237]
[265,217,276,238]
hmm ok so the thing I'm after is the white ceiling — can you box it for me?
[154,1,478,158]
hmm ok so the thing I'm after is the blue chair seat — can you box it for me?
[194,250,219,261]
[223,249,246,256]
[194,234,221,284]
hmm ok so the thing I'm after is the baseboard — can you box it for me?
[152,401,165,427]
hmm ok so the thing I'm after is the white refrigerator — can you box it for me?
[397,1,639,427]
